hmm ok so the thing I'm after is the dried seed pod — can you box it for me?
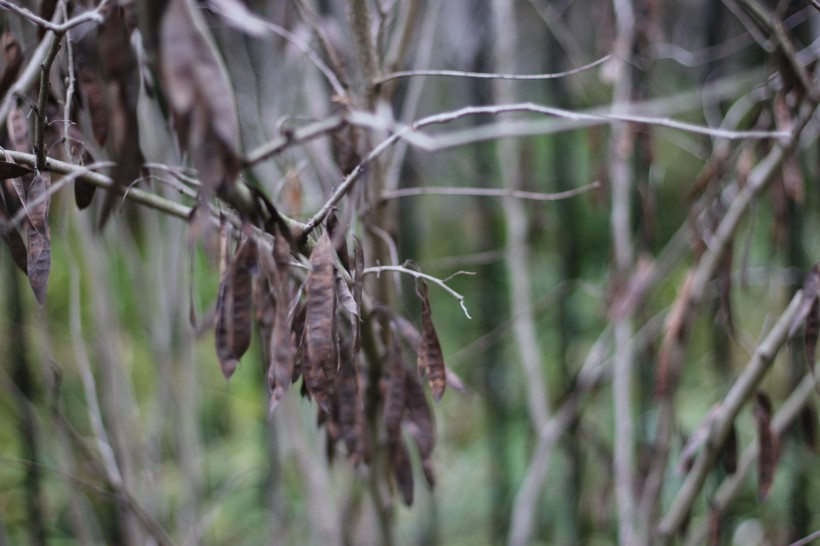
[405,369,434,459]
[305,232,336,411]
[25,173,51,305]
[405,366,435,488]
[336,345,361,458]
[389,437,414,506]
[416,281,446,401]
[383,340,406,435]
[214,238,256,379]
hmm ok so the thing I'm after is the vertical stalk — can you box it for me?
[607,0,637,543]
[492,0,550,438]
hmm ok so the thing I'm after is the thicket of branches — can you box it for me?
[0,0,819,545]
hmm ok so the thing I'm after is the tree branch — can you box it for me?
[682,370,820,546]
[656,291,804,543]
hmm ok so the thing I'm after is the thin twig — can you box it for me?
[61,2,76,161]
[376,54,610,83]
[243,115,346,167]
[0,0,108,33]
[789,529,820,546]
[362,265,472,318]
[34,29,65,170]
[381,181,600,202]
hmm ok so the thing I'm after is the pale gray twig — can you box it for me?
[363,265,472,318]
[376,54,611,83]
[0,0,108,33]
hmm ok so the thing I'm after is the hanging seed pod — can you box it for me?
[416,281,446,401]
[214,237,256,379]
[305,232,336,411]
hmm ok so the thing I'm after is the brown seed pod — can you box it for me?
[304,232,337,411]
[214,237,257,379]
[416,281,446,401]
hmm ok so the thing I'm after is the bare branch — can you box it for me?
[0,0,108,33]
[34,33,63,171]
[3,150,192,221]
[243,115,346,167]
[375,54,611,84]
[363,265,472,318]
[682,372,820,546]
[656,291,803,543]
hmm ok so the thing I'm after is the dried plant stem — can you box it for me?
[244,115,346,167]
[683,371,820,546]
[376,54,610,83]
[492,0,550,429]
[609,0,638,542]
[0,0,108,33]
[656,291,804,543]
[34,35,63,170]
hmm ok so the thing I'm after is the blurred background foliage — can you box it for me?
[1,0,820,545]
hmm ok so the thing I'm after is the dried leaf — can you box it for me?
[305,232,337,411]
[389,437,414,506]
[0,161,33,180]
[214,238,256,379]
[416,281,446,401]
[0,32,22,98]
[753,391,778,501]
